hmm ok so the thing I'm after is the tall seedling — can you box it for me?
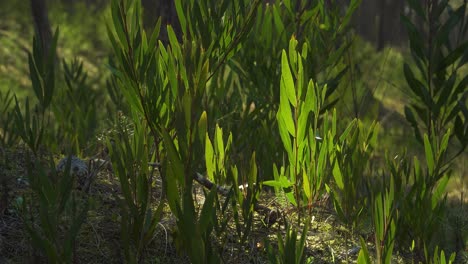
[106,1,174,262]
[327,120,379,230]
[229,152,261,247]
[17,156,89,263]
[266,220,310,264]
[14,29,59,155]
[402,0,467,158]
[266,38,335,220]
[108,0,262,262]
[106,0,169,161]
[398,132,453,262]
[52,58,101,155]
[165,0,263,260]
[228,0,360,180]
[13,25,94,264]
[108,118,164,263]
[401,1,466,260]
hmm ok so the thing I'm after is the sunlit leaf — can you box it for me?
[302,169,311,199]
[332,161,344,190]
[431,175,448,209]
[281,50,297,107]
[205,134,215,181]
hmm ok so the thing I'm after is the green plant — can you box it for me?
[28,28,58,114]
[396,132,453,262]
[431,246,456,264]
[372,181,397,264]
[165,0,264,258]
[357,237,372,264]
[13,97,45,155]
[52,58,102,154]
[402,4,468,262]
[400,5,467,257]
[108,117,164,263]
[229,152,261,246]
[226,0,360,181]
[161,109,221,263]
[17,156,89,263]
[13,29,59,155]
[358,151,418,264]
[13,26,102,156]
[0,90,19,147]
[327,120,379,229]
[264,38,336,222]
[266,220,310,264]
[402,0,467,155]
[205,124,233,185]
[106,0,262,262]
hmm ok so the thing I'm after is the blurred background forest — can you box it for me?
[1,0,465,192]
[0,0,467,263]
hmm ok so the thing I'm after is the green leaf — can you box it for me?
[303,169,311,200]
[437,41,468,72]
[199,188,217,234]
[282,0,292,15]
[339,0,361,33]
[404,63,429,104]
[205,134,215,181]
[304,81,316,114]
[167,25,182,61]
[143,202,164,244]
[374,192,384,239]
[436,6,463,47]
[281,50,297,107]
[339,119,357,142]
[431,175,448,209]
[198,111,207,144]
[264,174,293,188]
[277,113,293,156]
[279,91,295,137]
[249,152,258,184]
[111,0,128,50]
[215,125,225,163]
[332,162,344,190]
[332,195,345,220]
[357,237,372,264]
[285,191,297,206]
[288,37,298,73]
[440,129,450,154]
[401,15,425,61]
[174,0,186,36]
[404,106,422,142]
[182,92,192,128]
[301,42,308,59]
[317,139,328,176]
[161,127,184,185]
[148,18,162,51]
[423,134,435,174]
[297,107,310,144]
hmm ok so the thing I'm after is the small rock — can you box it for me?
[56,156,88,177]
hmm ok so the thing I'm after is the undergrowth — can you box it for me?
[0,0,466,263]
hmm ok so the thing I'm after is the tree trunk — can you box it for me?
[377,0,387,50]
[377,0,406,50]
[353,0,379,44]
[141,0,181,44]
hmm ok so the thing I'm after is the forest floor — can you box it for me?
[0,146,466,264]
